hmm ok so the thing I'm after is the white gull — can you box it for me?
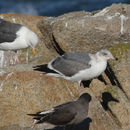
[0,18,38,64]
[33,49,117,89]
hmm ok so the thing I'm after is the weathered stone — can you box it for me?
[88,97,120,130]
[0,71,79,128]
[0,4,130,130]
[104,85,130,128]
[39,4,130,53]
[109,43,130,99]
[0,71,121,130]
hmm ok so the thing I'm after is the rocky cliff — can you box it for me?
[0,4,130,130]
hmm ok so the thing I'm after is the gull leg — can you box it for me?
[15,51,20,64]
[8,51,12,65]
[13,51,19,65]
[78,81,82,95]
[26,49,29,64]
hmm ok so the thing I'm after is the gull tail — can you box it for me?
[27,113,48,124]
[33,64,58,74]
[27,109,54,124]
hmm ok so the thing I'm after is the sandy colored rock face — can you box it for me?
[50,4,130,53]
[0,3,130,130]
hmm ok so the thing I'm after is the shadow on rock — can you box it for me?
[97,75,107,85]
[105,63,126,96]
[50,117,92,130]
[101,92,119,110]
[82,74,107,88]
[82,80,92,88]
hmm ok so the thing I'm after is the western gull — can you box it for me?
[27,93,91,128]
[0,18,38,64]
[33,49,118,90]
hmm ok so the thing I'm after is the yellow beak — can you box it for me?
[32,48,36,55]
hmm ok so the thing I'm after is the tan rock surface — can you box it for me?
[0,4,130,130]
[39,4,130,53]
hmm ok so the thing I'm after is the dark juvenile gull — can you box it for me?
[0,18,38,64]
[27,93,91,128]
[33,49,117,89]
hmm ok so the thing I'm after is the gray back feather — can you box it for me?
[63,52,91,63]
[52,52,91,77]
[0,19,22,43]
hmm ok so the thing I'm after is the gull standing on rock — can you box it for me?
[33,49,117,90]
[0,18,38,65]
[27,93,91,129]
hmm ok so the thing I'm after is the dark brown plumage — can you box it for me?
[27,93,91,128]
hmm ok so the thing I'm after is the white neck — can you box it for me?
[95,52,107,62]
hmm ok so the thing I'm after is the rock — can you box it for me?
[0,70,121,130]
[0,70,79,129]
[39,4,130,53]
[0,125,39,130]
[0,4,130,130]
[88,96,120,130]
[109,43,130,99]
[104,85,130,129]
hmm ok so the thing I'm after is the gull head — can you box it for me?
[96,49,118,61]
[28,31,39,54]
[78,93,92,102]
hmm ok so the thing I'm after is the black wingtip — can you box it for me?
[33,65,39,69]
[33,64,48,72]
[27,113,38,116]
[33,64,58,74]
[33,117,41,120]
[33,64,45,68]
[33,64,45,69]
[33,67,42,71]
[27,113,46,124]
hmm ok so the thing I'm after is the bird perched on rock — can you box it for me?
[33,49,117,90]
[0,18,38,65]
[27,93,91,129]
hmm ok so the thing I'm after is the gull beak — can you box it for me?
[111,55,118,61]
[115,57,118,61]
[32,48,36,55]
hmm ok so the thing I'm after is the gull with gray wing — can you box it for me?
[33,49,117,90]
[0,18,38,64]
